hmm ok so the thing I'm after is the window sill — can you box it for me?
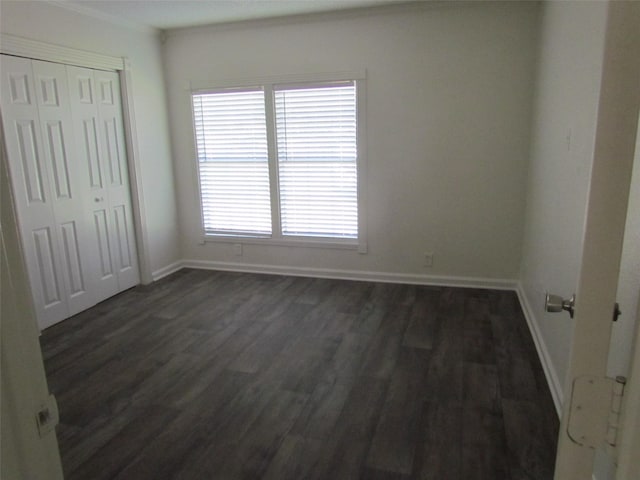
[201,234,367,253]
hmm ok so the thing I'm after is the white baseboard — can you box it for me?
[151,261,185,281]
[181,259,518,291]
[516,281,563,417]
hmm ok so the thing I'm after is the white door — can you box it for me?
[1,116,64,480]
[31,60,96,316]
[65,64,118,301]
[66,65,140,302]
[1,56,140,329]
[93,69,139,292]
[553,2,640,478]
[0,55,94,328]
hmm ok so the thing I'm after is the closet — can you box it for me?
[1,54,139,330]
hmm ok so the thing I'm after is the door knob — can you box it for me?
[545,293,575,318]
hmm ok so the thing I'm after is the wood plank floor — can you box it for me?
[40,269,559,480]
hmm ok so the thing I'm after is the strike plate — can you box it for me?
[36,394,59,438]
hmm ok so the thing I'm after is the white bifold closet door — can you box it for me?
[66,65,139,302]
[0,55,139,330]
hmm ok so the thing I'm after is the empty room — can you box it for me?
[2,1,640,479]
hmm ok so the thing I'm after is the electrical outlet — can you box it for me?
[424,252,434,267]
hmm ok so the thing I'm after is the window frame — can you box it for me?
[189,71,368,252]
[192,86,273,237]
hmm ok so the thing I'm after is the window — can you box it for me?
[192,78,362,246]
[192,89,272,235]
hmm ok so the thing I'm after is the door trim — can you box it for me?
[0,33,123,71]
[0,33,153,285]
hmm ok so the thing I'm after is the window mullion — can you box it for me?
[264,84,282,239]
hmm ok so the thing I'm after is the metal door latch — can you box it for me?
[545,293,621,322]
[613,303,621,322]
[35,394,59,438]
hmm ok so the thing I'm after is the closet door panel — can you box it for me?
[43,120,72,199]
[32,60,94,316]
[59,220,86,298]
[67,65,119,302]
[15,119,47,204]
[94,69,139,290]
[93,208,115,279]
[113,205,134,270]
[32,227,62,308]
[2,57,141,329]
[103,118,123,186]
[83,117,103,189]
[1,55,67,328]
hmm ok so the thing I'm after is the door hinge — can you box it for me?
[35,394,59,438]
[566,375,626,450]
[605,376,626,447]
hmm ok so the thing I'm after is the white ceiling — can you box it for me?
[57,0,414,30]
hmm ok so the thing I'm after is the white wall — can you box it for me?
[518,1,609,410]
[0,0,181,278]
[163,2,539,283]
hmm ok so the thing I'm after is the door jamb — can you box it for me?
[616,295,640,478]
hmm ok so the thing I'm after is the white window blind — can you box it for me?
[274,82,358,238]
[192,89,272,235]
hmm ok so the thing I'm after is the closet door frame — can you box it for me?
[1,33,153,286]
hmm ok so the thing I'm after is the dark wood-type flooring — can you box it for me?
[40,269,559,480]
